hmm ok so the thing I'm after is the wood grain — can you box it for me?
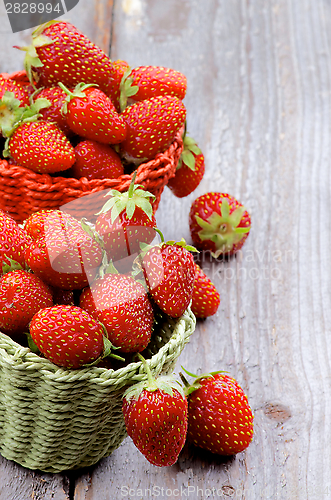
[0,0,330,498]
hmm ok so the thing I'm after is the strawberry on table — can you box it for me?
[0,269,53,338]
[191,263,220,318]
[70,140,124,181]
[119,65,187,111]
[189,192,251,258]
[95,176,157,262]
[120,95,186,164]
[0,210,31,273]
[24,210,103,290]
[17,21,119,96]
[29,305,105,369]
[59,82,127,144]
[79,273,154,353]
[182,371,254,456]
[167,133,205,198]
[141,238,196,318]
[122,355,188,466]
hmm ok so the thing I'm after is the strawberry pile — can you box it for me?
[0,20,256,468]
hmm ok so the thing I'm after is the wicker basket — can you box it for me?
[0,307,195,473]
[0,72,184,224]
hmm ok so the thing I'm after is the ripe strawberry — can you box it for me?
[70,140,124,181]
[122,356,188,466]
[35,86,73,136]
[29,305,105,369]
[141,239,196,318]
[0,269,53,337]
[79,273,154,353]
[183,371,254,456]
[167,135,205,198]
[191,264,220,318]
[95,177,157,262]
[0,210,31,273]
[0,94,75,174]
[17,21,118,95]
[24,209,55,240]
[24,210,103,290]
[60,83,127,144]
[120,66,187,110]
[0,79,29,107]
[120,95,186,164]
[189,193,251,258]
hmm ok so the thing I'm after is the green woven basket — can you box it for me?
[0,307,196,473]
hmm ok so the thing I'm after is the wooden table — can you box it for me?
[0,0,330,498]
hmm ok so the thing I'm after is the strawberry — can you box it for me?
[24,209,55,240]
[34,85,73,136]
[189,193,251,258]
[122,355,188,466]
[48,286,75,306]
[95,176,157,262]
[167,134,205,198]
[24,210,103,290]
[17,21,118,96]
[60,83,127,144]
[79,273,154,353]
[29,305,105,369]
[0,94,75,174]
[0,79,30,107]
[0,269,53,337]
[120,66,187,110]
[141,239,196,318]
[182,371,254,456]
[191,264,220,318]
[120,95,186,164]
[0,210,31,273]
[70,140,124,181]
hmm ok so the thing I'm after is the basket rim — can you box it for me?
[0,307,196,385]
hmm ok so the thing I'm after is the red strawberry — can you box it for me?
[120,66,187,110]
[95,177,157,262]
[0,94,75,174]
[24,209,55,240]
[35,86,73,136]
[183,371,254,456]
[120,95,186,164]
[29,305,105,369]
[0,269,53,337]
[122,356,188,466]
[60,83,127,144]
[24,210,103,290]
[0,79,30,106]
[167,135,205,198]
[0,210,31,273]
[141,239,196,318]
[70,140,124,181]
[79,273,154,353]
[191,264,220,318]
[17,21,118,95]
[189,193,251,258]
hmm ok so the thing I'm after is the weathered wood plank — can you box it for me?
[72,0,331,498]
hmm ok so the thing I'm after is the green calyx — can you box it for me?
[95,172,155,224]
[177,126,202,171]
[119,68,139,112]
[58,82,97,115]
[123,353,184,402]
[179,366,226,396]
[195,199,250,257]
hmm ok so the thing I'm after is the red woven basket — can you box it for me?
[0,72,184,224]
